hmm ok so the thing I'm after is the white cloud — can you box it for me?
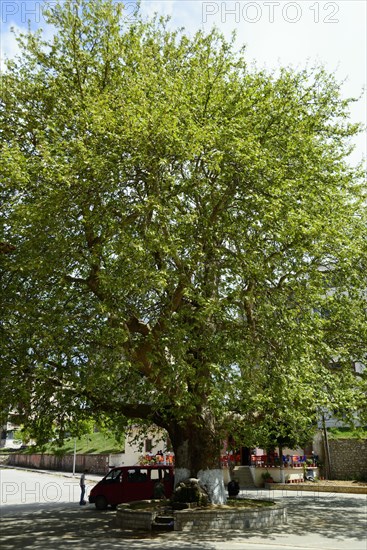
[0,24,24,70]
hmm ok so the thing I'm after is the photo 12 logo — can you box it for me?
[1,1,137,24]
[202,2,340,24]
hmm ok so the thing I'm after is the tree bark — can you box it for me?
[165,415,227,504]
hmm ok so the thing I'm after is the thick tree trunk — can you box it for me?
[166,415,227,504]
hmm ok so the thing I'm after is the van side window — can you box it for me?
[151,469,159,481]
[128,469,148,482]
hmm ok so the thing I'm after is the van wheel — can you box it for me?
[95,496,108,510]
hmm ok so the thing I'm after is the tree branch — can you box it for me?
[0,242,16,254]
[125,317,151,336]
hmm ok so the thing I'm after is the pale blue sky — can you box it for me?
[1,0,366,164]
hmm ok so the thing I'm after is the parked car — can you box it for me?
[88,465,174,509]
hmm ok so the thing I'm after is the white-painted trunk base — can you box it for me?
[198,469,227,504]
[280,467,286,484]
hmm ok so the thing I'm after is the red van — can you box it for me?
[88,465,174,509]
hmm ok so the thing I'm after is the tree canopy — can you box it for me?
[1,0,366,499]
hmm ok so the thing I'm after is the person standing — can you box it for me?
[79,469,88,505]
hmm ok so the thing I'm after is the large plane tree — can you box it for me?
[1,0,366,503]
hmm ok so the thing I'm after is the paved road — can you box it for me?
[0,467,366,549]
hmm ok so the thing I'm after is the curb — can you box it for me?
[0,464,103,483]
[265,482,367,494]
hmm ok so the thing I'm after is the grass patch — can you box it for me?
[123,498,275,512]
[210,499,275,509]
[22,432,124,455]
[327,426,367,440]
[126,500,167,510]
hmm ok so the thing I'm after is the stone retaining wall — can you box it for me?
[116,507,159,530]
[6,453,109,475]
[116,502,287,532]
[328,439,367,481]
[174,503,286,531]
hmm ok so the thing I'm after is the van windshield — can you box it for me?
[105,469,121,481]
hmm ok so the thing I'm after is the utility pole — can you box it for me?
[72,438,77,476]
[322,414,331,479]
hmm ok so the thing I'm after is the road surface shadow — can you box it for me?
[0,493,366,549]
[0,502,216,550]
[0,503,170,549]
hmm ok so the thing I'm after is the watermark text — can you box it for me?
[202,2,340,24]
[1,1,137,24]
[1,481,80,503]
